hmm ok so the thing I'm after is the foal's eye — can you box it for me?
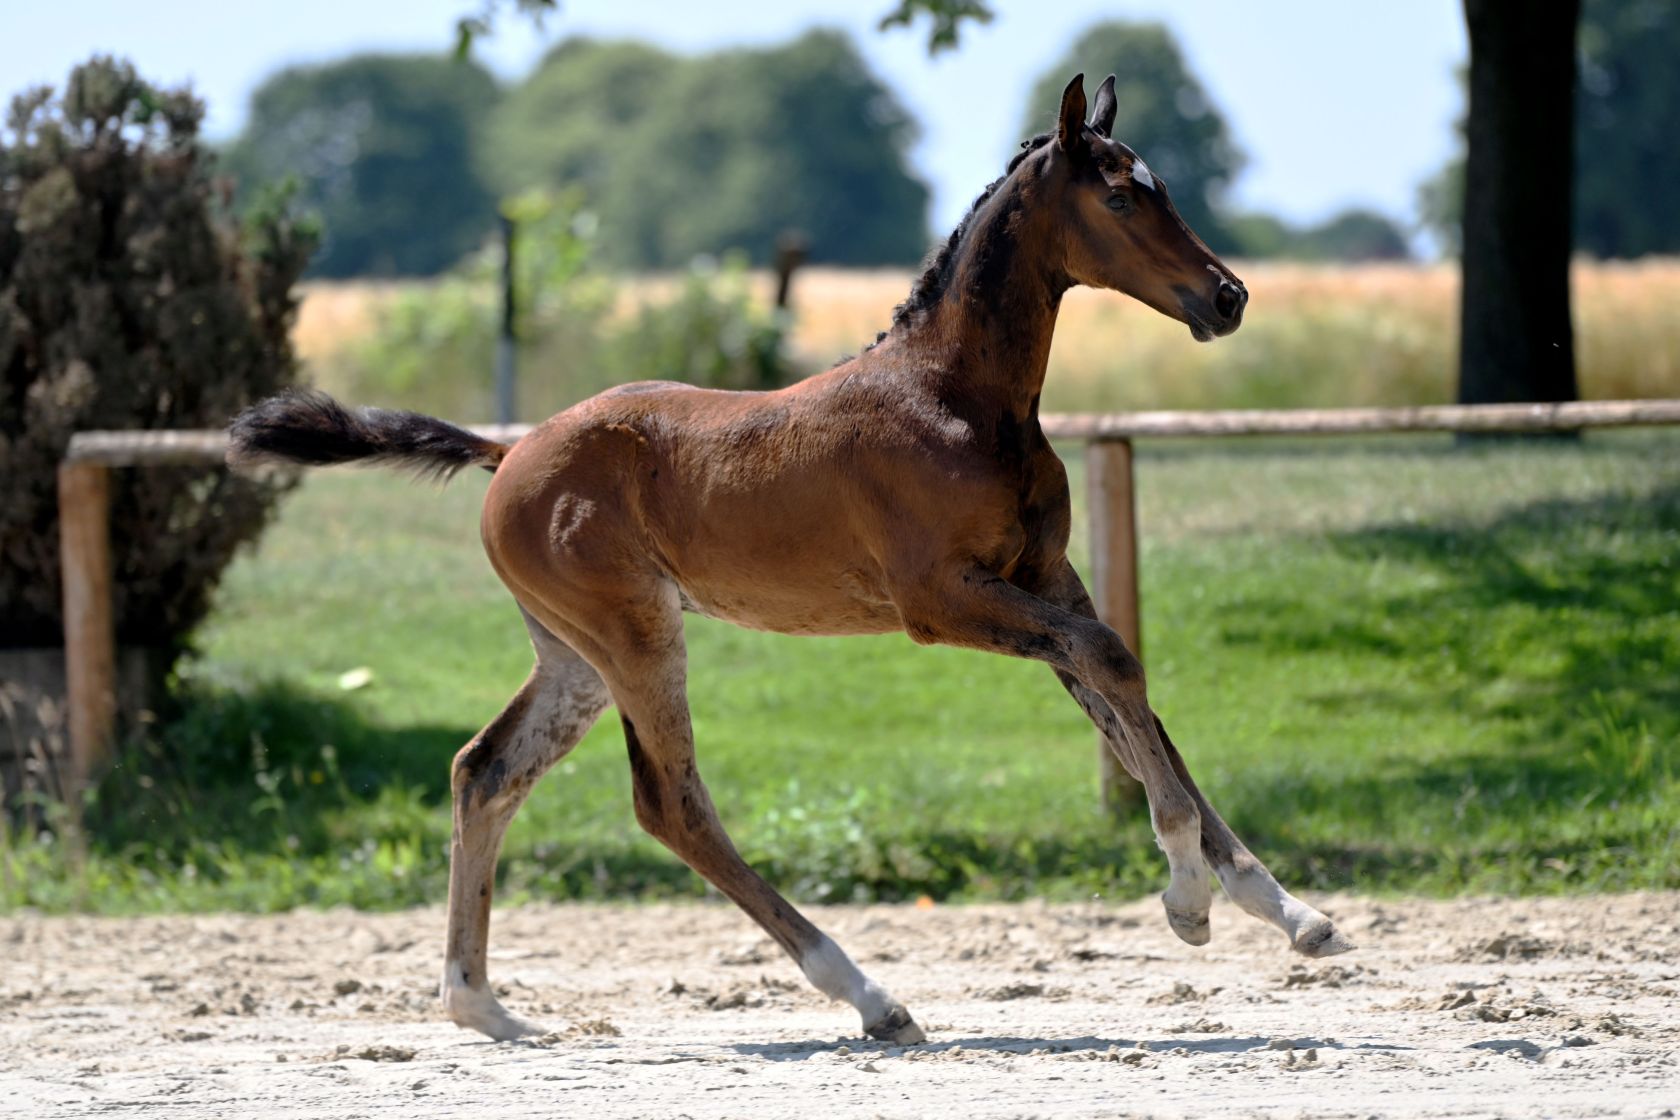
[1106,193,1131,214]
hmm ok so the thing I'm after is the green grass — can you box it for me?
[6,432,1677,912]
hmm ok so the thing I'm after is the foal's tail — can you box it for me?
[228,390,510,482]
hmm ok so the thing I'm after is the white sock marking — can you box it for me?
[441,960,539,1041]
[800,935,894,1025]
[1215,864,1328,943]
[1156,818,1212,916]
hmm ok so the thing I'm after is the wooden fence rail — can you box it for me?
[57,398,1680,805]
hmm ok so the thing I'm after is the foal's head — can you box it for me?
[1044,73,1247,341]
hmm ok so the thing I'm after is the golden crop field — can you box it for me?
[293,260,1680,414]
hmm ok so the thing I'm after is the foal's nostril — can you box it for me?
[1214,280,1245,321]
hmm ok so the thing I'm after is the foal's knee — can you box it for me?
[1147,774,1202,841]
[1153,797,1201,841]
[1071,620,1143,686]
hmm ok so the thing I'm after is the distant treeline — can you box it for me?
[220,5,1677,279]
[222,31,931,278]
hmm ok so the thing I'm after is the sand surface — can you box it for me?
[5,893,1678,1118]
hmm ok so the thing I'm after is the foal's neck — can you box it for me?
[904,170,1069,429]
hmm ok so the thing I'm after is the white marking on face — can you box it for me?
[1131,158,1155,191]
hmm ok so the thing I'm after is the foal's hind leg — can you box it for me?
[581,587,924,1043]
[1035,561,1353,957]
[442,616,612,1040]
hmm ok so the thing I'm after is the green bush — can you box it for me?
[0,57,316,652]
[334,192,797,422]
[340,191,614,421]
[605,255,794,393]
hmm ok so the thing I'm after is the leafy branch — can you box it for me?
[877,0,994,53]
[453,0,994,59]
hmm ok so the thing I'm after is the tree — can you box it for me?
[0,57,315,653]
[1020,21,1244,253]
[1227,209,1411,262]
[1574,0,1680,257]
[490,31,929,269]
[1457,0,1580,407]
[1416,137,1466,256]
[224,54,499,278]
[483,39,672,200]
[1295,210,1411,262]
[1423,0,1680,260]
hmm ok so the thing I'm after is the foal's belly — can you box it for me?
[671,560,906,637]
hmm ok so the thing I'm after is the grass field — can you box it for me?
[7,430,1676,913]
[295,260,1680,418]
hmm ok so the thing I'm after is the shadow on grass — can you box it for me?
[105,677,468,800]
[1203,480,1679,891]
[80,678,465,860]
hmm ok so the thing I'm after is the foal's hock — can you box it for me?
[232,75,1352,1046]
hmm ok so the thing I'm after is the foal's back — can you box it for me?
[481,358,1015,639]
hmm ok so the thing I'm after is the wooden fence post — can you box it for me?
[1085,438,1145,812]
[495,212,517,425]
[58,461,116,797]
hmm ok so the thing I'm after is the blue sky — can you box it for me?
[3,0,1467,236]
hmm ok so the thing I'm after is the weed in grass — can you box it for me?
[1581,694,1667,795]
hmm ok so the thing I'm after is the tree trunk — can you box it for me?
[1458,0,1581,406]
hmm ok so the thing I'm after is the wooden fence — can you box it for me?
[56,398,1680,804]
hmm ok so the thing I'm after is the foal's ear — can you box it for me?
[1089,74,1117,138]
[1056,73,1088,154]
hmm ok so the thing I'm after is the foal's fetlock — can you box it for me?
[1290,917,1356,959]
[863,1003,928,1045]
[442,971,544,1041]
[1163,900,1213,947]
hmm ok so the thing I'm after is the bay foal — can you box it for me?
[232,75,1353,1046]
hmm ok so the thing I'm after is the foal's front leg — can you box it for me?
[898,568,1214,944]
[1030,560,1354,958]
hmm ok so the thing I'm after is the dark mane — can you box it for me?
[871,132,1054,348]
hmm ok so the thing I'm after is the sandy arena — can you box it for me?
[5,892,1678,1118]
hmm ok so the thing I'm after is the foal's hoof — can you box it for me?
[442,974,546,1042]
[864,1005,927,1045]
[1164,904,1212,947]
[1292,918,1356,959]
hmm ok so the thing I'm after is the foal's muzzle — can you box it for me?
[1178,275,1247,342]
[1214,277,1248,322]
